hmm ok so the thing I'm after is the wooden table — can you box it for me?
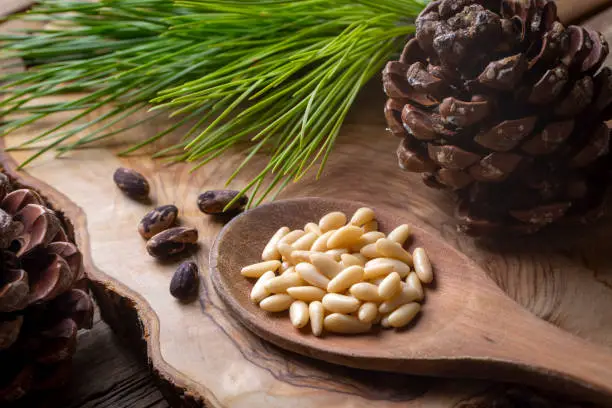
[2,1,612,407]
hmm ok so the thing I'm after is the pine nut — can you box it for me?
[340,253,363,267]
[358,302,378,323]
[292,250,315,263]
[327,226,363,249]
[360,243,381,259]
[278,229,305,246]
[292,232,318,250]
[290,301,310,328]
[413,247,433,283]
[387,303,420,328]
[363,220,378,233]
[378,272,401,300]
[363,261,394,280]
[371,277,385,285]
[324,313,371,334]
[241,260,281,278]
[322,293,361,314]
[281,266,295,276]
[280,261,291,272]
[265,272,305,293]
[250,271,275,303]
[309,301,324,337]
[311,230,333,252]
[379,283,421,314]
[376,238,413,265]
[406,272,424,300]
[310,253,343,279]
[327,266,364,293]
[325,248,348,261]
[388,224,411,245]
[304,222,322,236]
[349,282,382,302]
[351,231,385,251]
[287,286,326,302]
[295,262,330,289]
[319,211,347,232]
[262,226,290,261]
[351,253,368,265]
[380,314,392,328]
[372,313,382,325]
[260,294,293,312]
[365,258,410,278]
[350,207,375,226]
[277,242,295,264]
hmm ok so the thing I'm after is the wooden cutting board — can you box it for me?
[2,3,612,407]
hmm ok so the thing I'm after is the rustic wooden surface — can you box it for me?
[1,1,612,408]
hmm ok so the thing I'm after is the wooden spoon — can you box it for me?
[210,197,612,404]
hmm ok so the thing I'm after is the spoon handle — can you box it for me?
[482,300,612,404]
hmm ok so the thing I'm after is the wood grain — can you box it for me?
[1,2,612,408]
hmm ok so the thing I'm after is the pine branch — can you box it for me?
[0,0,426,206]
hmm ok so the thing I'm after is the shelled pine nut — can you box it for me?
[241,208,434,336]
[262,226,290,261]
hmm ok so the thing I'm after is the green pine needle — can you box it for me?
[0,0,426,206]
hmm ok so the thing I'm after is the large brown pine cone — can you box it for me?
[383,0,612,236]
[0,171,94,402]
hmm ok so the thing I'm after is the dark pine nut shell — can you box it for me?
[138,205,178,239]
[197,190,248,214]
[113,167,150,199]
[146,227,198,258]
[170,261,200,301]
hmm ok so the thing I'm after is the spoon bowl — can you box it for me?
[210,197,612,404]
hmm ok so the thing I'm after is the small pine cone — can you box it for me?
[0,169,94,402]
[383,0,612,236]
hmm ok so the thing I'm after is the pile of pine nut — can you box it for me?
[241,208,433,336]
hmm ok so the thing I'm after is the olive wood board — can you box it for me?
[2,4,612,408]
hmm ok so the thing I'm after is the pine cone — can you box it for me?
[0,171,94,402]
[383,0,612,236]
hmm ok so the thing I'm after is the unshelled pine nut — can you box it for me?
[358,302,378,323]
[360,243,381,259]
[363,220,378,233]
[324,313,371,334]
[376,238,413,265]
[413,247,433,283]
[277,242,295,264]
[287,286,326,302]
[322,293,361,314]
[278,229,305,246]
[309,301,324,337]
[350,207,375,226]
[326,248,348,261]
[292,232,318,250]
[262,226,290,261]
[292,250,315,263]
[406,272,424,300]
[260,294,293,312]
[304,222,322,236]
[310,253,343,279]
[295,262,330,289]
[341,253,363,267]
[378,272,401,300]
[387,224,411,245]
[250,271,275,303]
[349,282,382,302]
[290,301,310,328]
[265,273,305,293]
[366,258,410,278]
[327,226,363,249]
[387,303,420,328]
[379,283,421,314]
[363,260,394,280]
[241,260,281,278]
[311,230,333,252]
[327,266,364,293]
[319,211,347,233]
